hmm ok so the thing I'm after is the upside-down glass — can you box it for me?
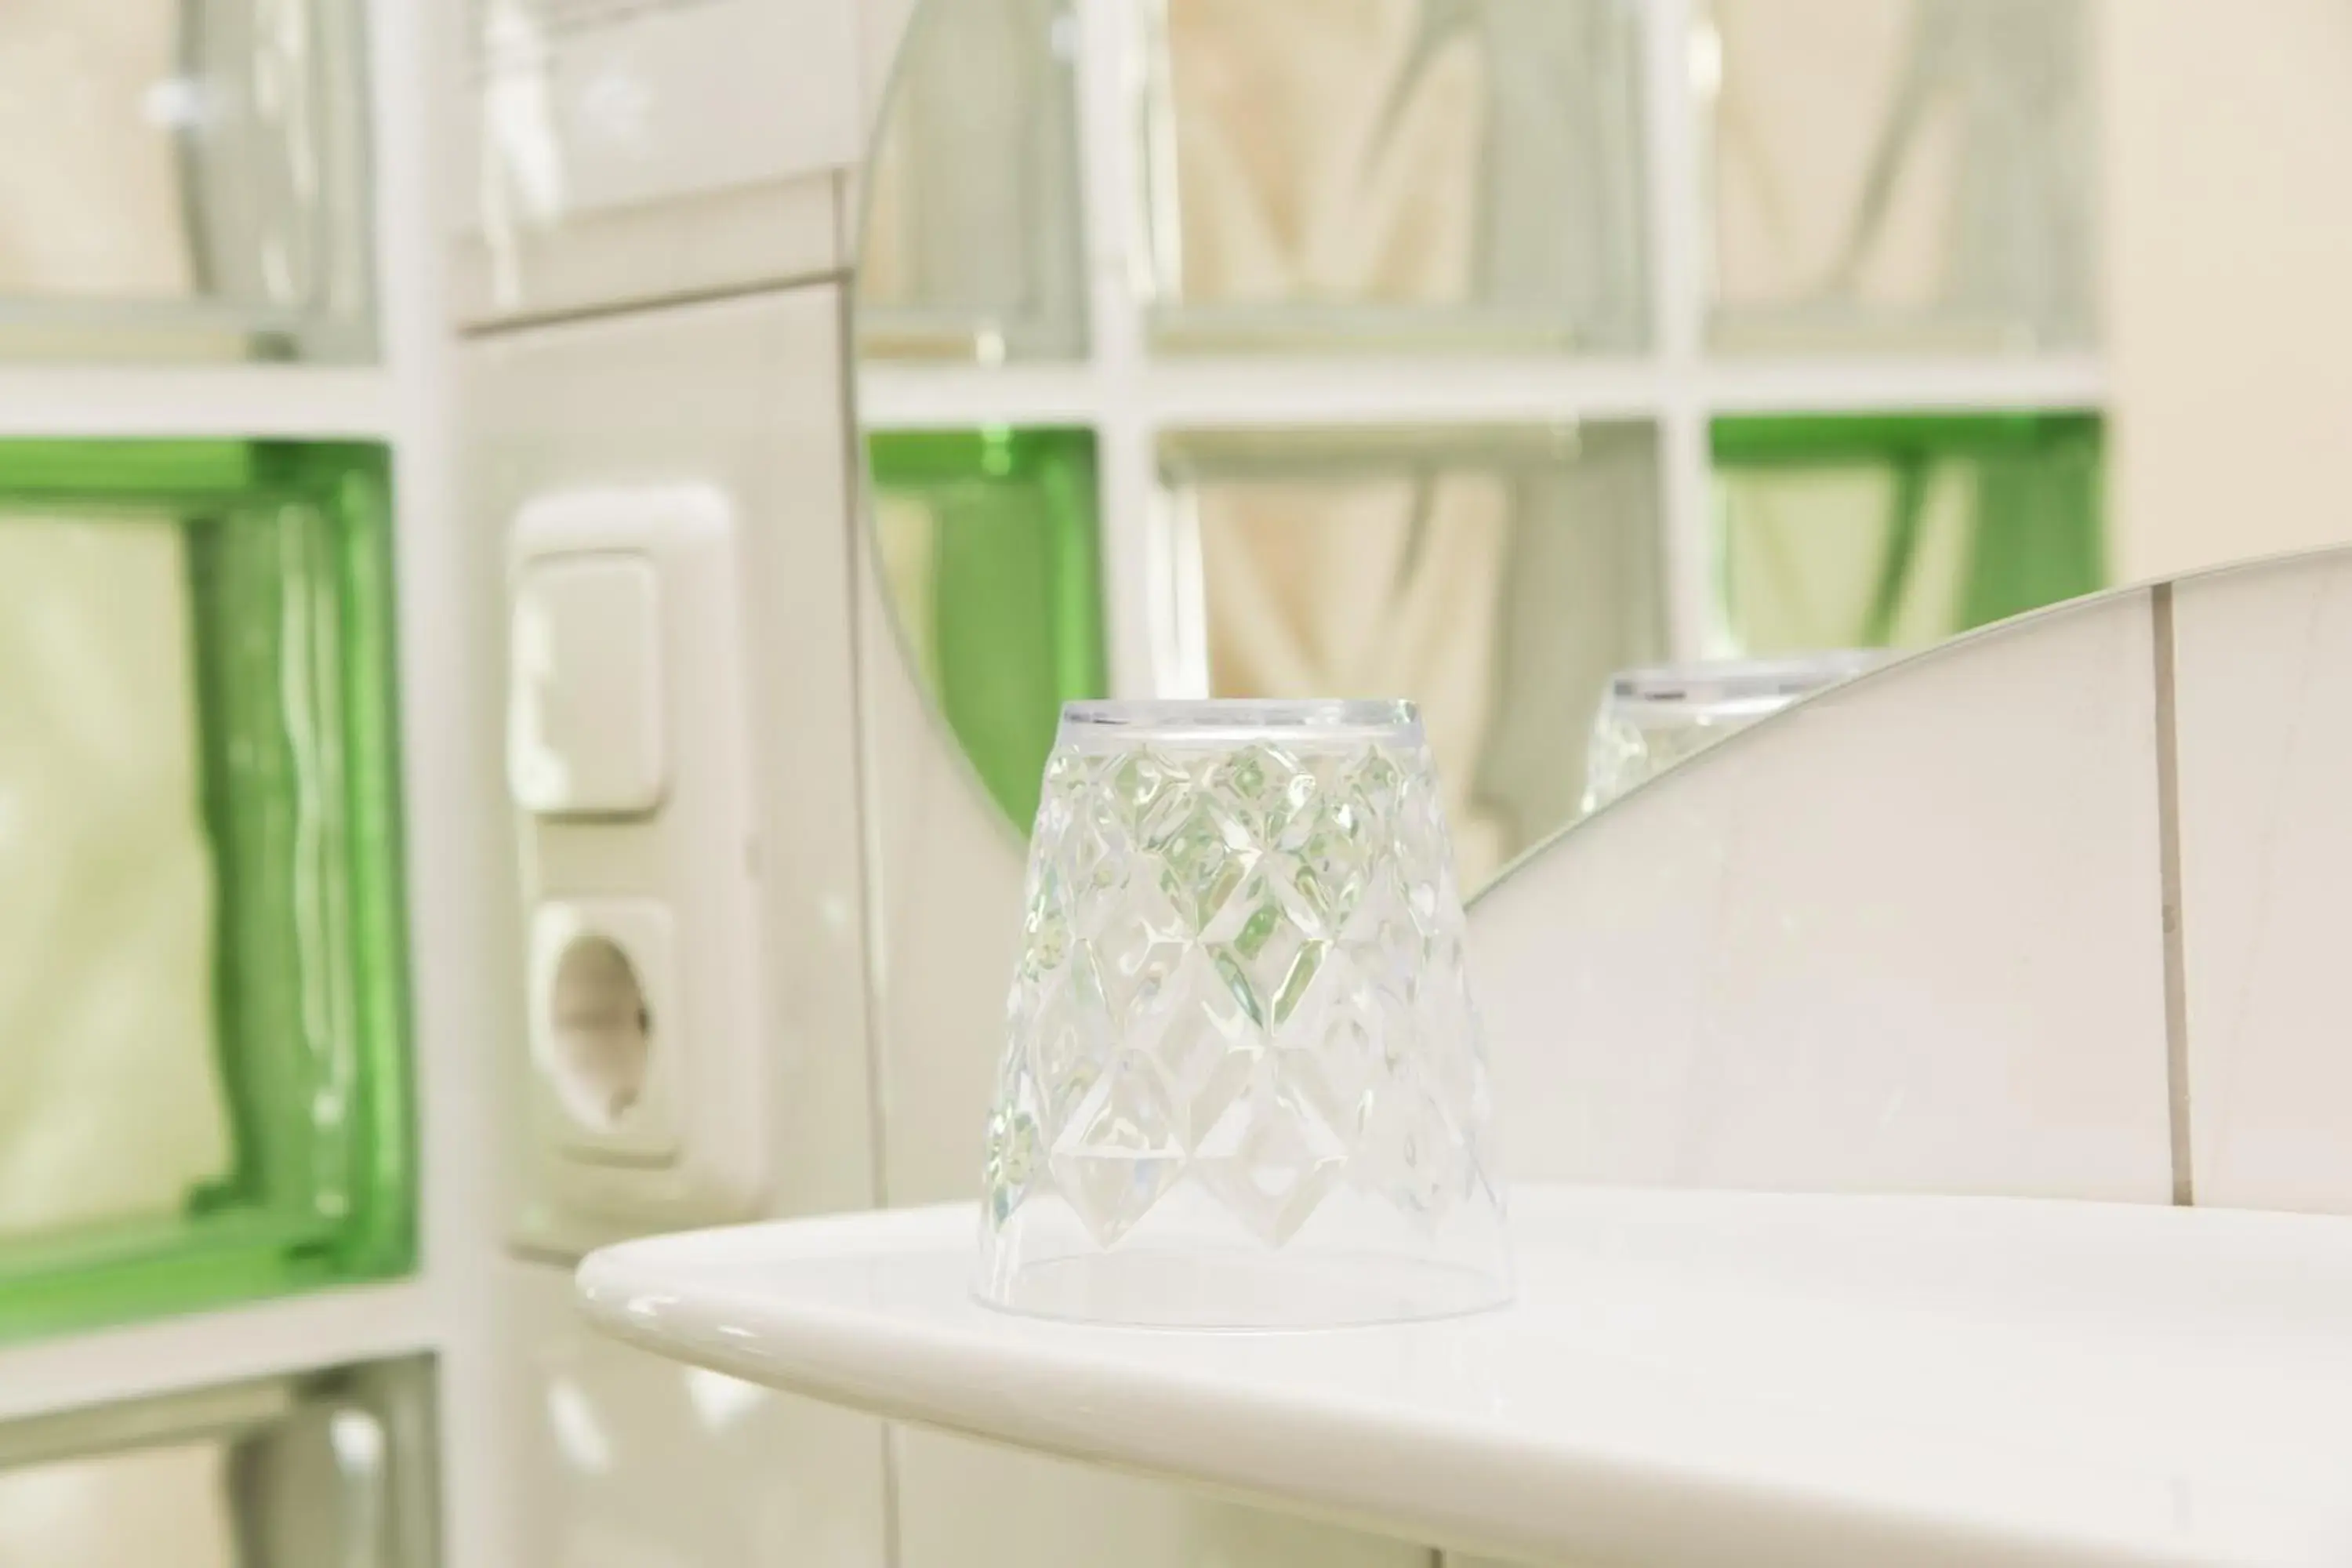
[979,700,1510,1327]
[1581,652,1881,812]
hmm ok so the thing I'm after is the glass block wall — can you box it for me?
[869,429,1109,825]
[1142,0,1649,352]
[0,1,376,361]
[1715,413,2104,652]
[0,1357,436,1566]
[0,1,441,1564]
[855,0,2106,881]
[0,441,412,1342]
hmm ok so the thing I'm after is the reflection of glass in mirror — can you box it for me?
[859,0,1087,361]
[1715,414,2105,653]
[869,430,1109,826]
[1704,0,2096,353]
[1146,0,1647,351]
[0,0,375,360]
[1160,426,1664,885]
[1581,652,1878,812]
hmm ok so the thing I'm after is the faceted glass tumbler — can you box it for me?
[979,699,1511,1327]
[1581,653,1879,812]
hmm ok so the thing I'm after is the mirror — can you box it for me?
[854,0,2352,890]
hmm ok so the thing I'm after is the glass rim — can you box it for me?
[1059,699,1418,739]
[1606,652,1881,717]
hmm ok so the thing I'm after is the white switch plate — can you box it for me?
[466,291,880,1262]
[510,551,667,817]
[507,484,771,1225]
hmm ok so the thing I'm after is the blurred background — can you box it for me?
[859,0,2352,879]
[0,0,2348,1565]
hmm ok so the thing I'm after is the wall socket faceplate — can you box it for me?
[508,483,771,1228]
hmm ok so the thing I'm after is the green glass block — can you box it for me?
[1713,413,2105,653]
[0,1356,436,1565]
[0,441,412,1341]
[868,428,1109,826]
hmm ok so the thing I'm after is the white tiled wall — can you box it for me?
[2171,549,2352,1214]
[463,286,880,1261]
[501,1259,888,1568]
[1469,590,2176,1203]
[2103,1,2352,580]
[465,283,895,1563]
[895,1432,1432,1568]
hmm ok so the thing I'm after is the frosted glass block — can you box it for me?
[0,1,374,361]
[1702,0,2096,354]
[0,1358,435,1568]
[1715,414,2105,653]
[1158,423,1665,887]
[868,429,1107,825]
[859,0,1087,361]
[1144,0,1648,354]
[0,441,412,1342]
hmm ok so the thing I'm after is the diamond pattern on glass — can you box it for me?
[987,731,1501,1253]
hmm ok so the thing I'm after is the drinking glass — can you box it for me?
[979,699,1510,1327]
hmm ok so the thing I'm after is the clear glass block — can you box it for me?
[858,0,1087,361]
[1714,413,2105,653]
[980,700,1510,1327]
[868,428,1109,826]
[0,1,376,361]
[1143,0,1648,352]
[1581,652,1878,811]
[0,1357,435,1566]
[0,441,412,1341]
[1160,423,1666,888]
[1700,0,2096,354]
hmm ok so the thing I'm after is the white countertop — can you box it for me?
[576,1186,2352,1567]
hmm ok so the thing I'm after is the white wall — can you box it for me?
[2103,0,2352,579]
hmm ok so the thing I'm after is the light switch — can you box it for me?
[510,552,666,816]
[504,482,771,1226]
